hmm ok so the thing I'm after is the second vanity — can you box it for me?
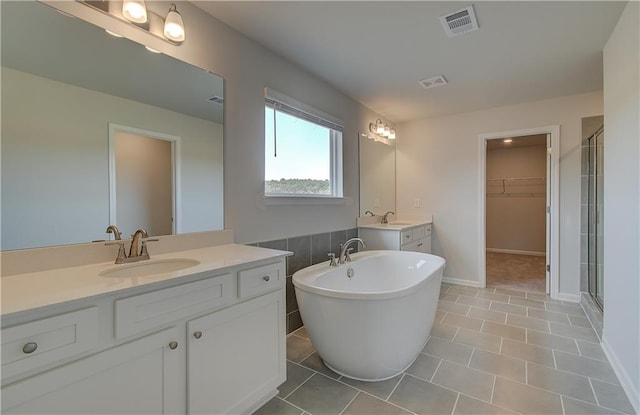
[358,221,432,253]
[1,244,290,415]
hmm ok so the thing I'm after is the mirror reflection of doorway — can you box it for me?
[109,124,179,238]
[485,134,548,293]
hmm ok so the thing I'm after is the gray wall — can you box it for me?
[602,1,639,410]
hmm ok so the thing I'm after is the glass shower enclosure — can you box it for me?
[587,127,604,309]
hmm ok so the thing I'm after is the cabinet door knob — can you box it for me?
[168,341,178,350]
[22,342,38,354]
[193,331,203,339]
[263,275,270,282]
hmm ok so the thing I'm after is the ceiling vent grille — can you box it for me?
[419,75,448,89]
[208,96,224,104]
[440,5,479,38]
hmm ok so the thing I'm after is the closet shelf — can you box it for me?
[487,177,546,197]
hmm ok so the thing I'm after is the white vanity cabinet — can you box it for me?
[359,223,432,253]
[1,255,287,415]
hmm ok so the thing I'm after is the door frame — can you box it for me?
[478,125,560,298]
[108,123,182,235]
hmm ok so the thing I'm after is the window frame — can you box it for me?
[264,88,344,202]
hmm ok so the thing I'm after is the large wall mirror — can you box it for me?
[1,1,224,250]
[358,133,396,216]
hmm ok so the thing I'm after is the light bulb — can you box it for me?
[376,120,385,135]
[122,0,147,23]
[164,4,185,43]
[383,125,390,137]
[389,129,396,139]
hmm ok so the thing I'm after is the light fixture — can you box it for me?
[368,119,397,140]
[164,4,185,43]
[503,138,513,143]
[122,0,147,24]
[80,1,187,47]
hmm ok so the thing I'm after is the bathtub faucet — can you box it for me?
[339,238,366,264]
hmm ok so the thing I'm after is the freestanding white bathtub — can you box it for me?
[292,250,445,381]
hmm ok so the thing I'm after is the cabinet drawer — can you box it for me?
[238,263,283,299]
[2,307,99,381]
[412,226,426,240]
[115,274,233,339]
[401,230,413,244]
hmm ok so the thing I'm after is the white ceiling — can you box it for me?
[195,1,626,123]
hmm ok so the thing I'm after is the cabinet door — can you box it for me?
[188,290,285,415]
[2,327,183,415]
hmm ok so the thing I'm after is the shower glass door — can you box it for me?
[587,128,604,309]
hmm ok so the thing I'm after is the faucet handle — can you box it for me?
[105,241,127,264]
[140,238,159,258]
[327,253,337,267]
[344,248,354,262]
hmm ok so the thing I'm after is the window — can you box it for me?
[265,88,343,198]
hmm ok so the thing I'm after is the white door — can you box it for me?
[2,328,183,415]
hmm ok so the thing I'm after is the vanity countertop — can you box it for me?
[1,244,291,318]
[358,220,432,231]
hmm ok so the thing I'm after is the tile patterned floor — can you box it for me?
[255,284,635,415]
[486,253,546,293]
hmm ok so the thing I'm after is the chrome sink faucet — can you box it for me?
[105,226,158,264]
[339,238,366,264]
[381,211,395,224]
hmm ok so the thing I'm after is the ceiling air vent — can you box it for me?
[440,5,479,38]
[208,96,224,104]
[419,75,448,89]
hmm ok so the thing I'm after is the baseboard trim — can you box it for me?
[601,335,640,414]
[486,248,546,257]
[442,277,482,288]
[555,292,581,303]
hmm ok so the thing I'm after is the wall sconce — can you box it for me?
[164,4,185,43]
[122,0,147,23]
[81,1,186,45]
[369,119,397,140]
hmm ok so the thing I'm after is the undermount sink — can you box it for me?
[99,258,200,278]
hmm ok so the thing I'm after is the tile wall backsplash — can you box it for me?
[250,228,358,333]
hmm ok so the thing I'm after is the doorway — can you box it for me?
[108,123,181,238]
[485,135,547,292]
[479,126,560,297]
